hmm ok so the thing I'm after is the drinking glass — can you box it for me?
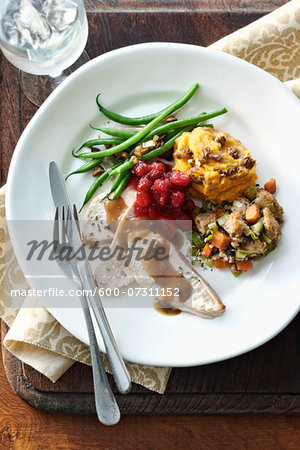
[0,0,89,106]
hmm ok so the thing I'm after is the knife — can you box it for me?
[49,161,132,395]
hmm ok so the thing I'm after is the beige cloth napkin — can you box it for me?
[1,0,299,394]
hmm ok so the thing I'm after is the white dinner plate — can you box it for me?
[6,43,300,367]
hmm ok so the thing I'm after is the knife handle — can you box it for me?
[80,295,120,425]
[77,262,132,395]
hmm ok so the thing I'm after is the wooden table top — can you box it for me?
[1,0,299,447]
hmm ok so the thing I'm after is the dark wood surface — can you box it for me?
[1,0,299,446]
[1,315,300,415]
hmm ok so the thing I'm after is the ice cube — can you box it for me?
[15,0,51,43]
[30,0,43,11]
[1,14,19,47]
[42,0,78,32]
[14,16,35,48]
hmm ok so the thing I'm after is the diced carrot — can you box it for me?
[264,178,276,194]
[214,259,231,269]
[211,231,231,250]
[245,204,261,224]
[202,243,213,258]
[215,208,224,218]
[236,259,253,271]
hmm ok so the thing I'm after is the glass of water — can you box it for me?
[0,0,89,106]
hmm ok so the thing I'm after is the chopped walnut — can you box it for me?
[215,135,226,146]
[227,146,240,159]
[243,155,256,169]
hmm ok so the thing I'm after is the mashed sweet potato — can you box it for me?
[173,127,257,203]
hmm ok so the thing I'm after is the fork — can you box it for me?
[53,206,120,425]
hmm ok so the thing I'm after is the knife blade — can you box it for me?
[49,161,131,394]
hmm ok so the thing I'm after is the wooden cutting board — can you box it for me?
[2,0,298,415]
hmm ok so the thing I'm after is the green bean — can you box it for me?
[100,171,125,201]
[96,82,199,125]
[79,108,218,163]
[142,108,226,140]
[141,120,214,144]
[66,158,104,180]
[79,161,122,211]
[79,172,110,212]
[77,137,124,153]
[89,125,136,139]
[103,171,128,201]
[109,159,133,176]
[110,172,131,200]
[77,105,225,160]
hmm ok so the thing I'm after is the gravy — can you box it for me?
[142,245,192,303]
[154,306,181,316]
[104,196,127,221]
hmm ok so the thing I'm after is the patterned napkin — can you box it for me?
[1,0,299,394]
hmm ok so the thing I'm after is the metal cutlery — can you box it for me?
[49,161,131,394]
[53,205,120,425]
[49,161,131,396]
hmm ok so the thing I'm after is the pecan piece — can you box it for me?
[201,146,210,161]
[190,174,205,185]
[227,146,240,159]
[93,166,104,177]
[130,155,139,165]
[243,155,256,169]
[115,151,129,159]
[217,166,239,177]
[159,133,168,141]
[187,159,195,166]
[209,152,223,162]
[181,147,194,158]
[134,145,148,157]
[227,167,239,176]
[164,116,177,123]
[174,152,186,160]
[188,168,204,184]
[215,134,226,146]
